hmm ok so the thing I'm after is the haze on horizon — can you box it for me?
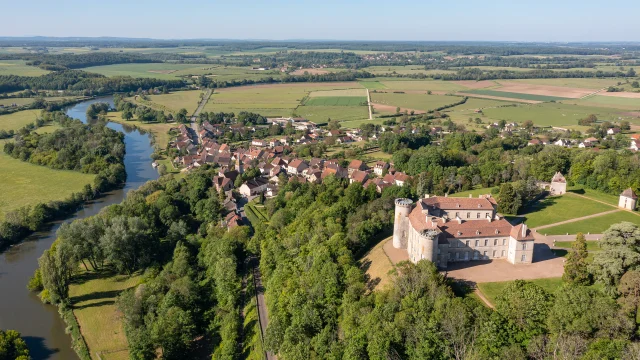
[1,0,638,42]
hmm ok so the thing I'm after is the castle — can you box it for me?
[393,195,535,268]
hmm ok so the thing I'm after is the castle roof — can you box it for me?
[420,196,496,211]
[551,172,566,183]
[621,188,638,199]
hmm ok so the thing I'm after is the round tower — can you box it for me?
[393,198,414,249]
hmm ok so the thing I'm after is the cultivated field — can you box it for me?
[570,95,640,110]
[0,98,35,107]
[453,80,499,89]
[0,60,51,76]
[295,105,369,124]
[304,96,367,106]
[503,78,622,90]
[290,68,331,75]
[358,80,388,89]
[370,93,465,113]
[462,89,570,102]
[308,88,367,97]
[379,80,468,92]
[135,90,203,113]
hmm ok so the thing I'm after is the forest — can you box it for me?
[0,70,186,95]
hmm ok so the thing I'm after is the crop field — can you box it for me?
[361,66,457,76]
[463,89,570,102]
[295,105,369,123]
[379,80,468,92]
[371,92,464,113]
[308,88,366,97]
[518,193,615,228]
[358,80,387,89]
[0,60,50,76]
[0,150,95,220]
[542,210,640,235]
[135,90,204,113]
[445,98,514,111]
[480,102,636,127]
[69,270,142,360]
[503,78,623,90]
[304,96,367,106]
[571,95,640,110]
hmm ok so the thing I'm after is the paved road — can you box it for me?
[366,89,372,120]
[189,88,213,143]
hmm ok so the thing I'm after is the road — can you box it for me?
[367,88,372,120]
[189,88,213,143]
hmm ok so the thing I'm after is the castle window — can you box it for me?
[475,240,479,247]
[458,241,463,248]
[501,250,505,257]
[476,213,480,219]
[455,212,459,218]
[483,251,488,258]
[521,254,527,262]
[465,240,470,247]
[467,212,470,218]
[522,243,527,250]
[484,239,488,246]
[492,250,497,257]
[473,251,479,260]
[494,239,498,246]
[502,239,506,245]
[456,252,460,260]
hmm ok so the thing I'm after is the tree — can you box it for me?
[176,108,188,123]
[328,119,341,130]
[123,109,133,121]
[0,329,30,360]
[632,81,639,89]
[497,183,521,214]
[100,216,152,274]
[591,222,640,295]
[38,240,74,304]
[495,280,552,339]
[563,232,590,285]
[523,120,534,132]
[617,270,640,320]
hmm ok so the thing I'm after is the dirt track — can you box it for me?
[454,80,497,89]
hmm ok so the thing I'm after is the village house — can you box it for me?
[553,139,571,147]
[619,188,638,210]
[607,127,621,136]
[349,170,369,184]
[348,160,368,175]
[239,177,269,197]
[631,139,640,151]
[392,195,535,268]
[373,161,390,176]
[287,158,309,175]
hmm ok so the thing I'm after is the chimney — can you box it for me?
[469,194,472,198]
[445,193,448,198]
[487,215,492,222]
[522,224,528,237]
[425,194,430,199]
[456,216,462,224]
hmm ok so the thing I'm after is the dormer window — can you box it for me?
[457,204,461,208]
[495,229,499,234]
[457,231,462,236]
[477,204,481,208]
[476,230,480,235]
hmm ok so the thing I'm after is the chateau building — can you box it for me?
[393,195,535,268]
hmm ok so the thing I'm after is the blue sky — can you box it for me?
[2,0,638,41]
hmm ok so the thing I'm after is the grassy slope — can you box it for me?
[542,211,640,235]
[145,90,203,113]
[0,60,50,76]
[519,193,615,228]
[477,278,564,306]
[359,236,396,291]
[69,269,142,360]
[464,89,569,102]
[0,110,40,130]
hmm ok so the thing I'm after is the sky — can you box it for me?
[1,0,638,42]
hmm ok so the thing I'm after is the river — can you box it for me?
[0,97,159,360]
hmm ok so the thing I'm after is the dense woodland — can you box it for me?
[0,329,30,360]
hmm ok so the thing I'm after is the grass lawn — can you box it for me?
[139,90,204,114]
[370,93,464,112]
[359,236,396,291]
[567,186,619,206]
[295,105,369,124]
[576,95,640,110]
[69,269,142,360]
[542,210,640,235]
[0,151,95,220]
[477,278,565,305]
[554,240,602,251]
[0,60,50,76]
[520,193,615,228]
[0,110,40,131]
[104,112,175,149]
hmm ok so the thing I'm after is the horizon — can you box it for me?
[2,0,639,42]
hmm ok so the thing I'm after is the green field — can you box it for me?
[304,96,367,106]
[308,88,366,97]
[371,93,464,112]
[574,95,640,109]
[542,211,640,235]
[0,110,40,130]
[445,98,515,111]
[295,105,369,123]
[567,186,619,206]
[0,98,35,107]
[502,78,624,90]
[0,60,51,76]
[69,269,142,360]
[379,80,468,92]
[478,278,564,305]
[134,90,203,113]
[339,118,387,128]
[481,102,636,127]
[358,80,387,89]
[0,151,95,220]
[104,112,175,149]
[464,89,570,102]
[450,186,498,198]
[554,240,602,251]
[361,65,457,76]
[519,193,615,228]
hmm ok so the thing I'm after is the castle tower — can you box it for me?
[393,198,413,249]
[236,160,244,175]
[619,188,638,210]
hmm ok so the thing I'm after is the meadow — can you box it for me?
[0,98,35,107]
[571,95,640,110]
[378,80,468,92]
[477,278,565,306]
[0,109,40,129]
[503,78,624,90]
[304,96,367,106]
[69,269,142,360]
[0,60,51,76]
[463,89,569,102]
[135,90,204,113]
[358,80,388,89]
[295,105,369,124]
